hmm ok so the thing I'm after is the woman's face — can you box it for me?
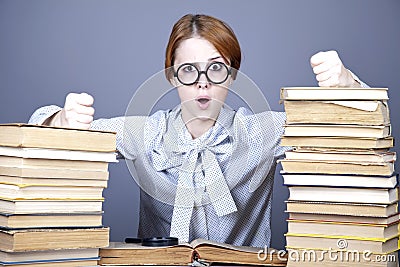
[172,37,231,121]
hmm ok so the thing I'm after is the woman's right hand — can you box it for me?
[49,92,95,129]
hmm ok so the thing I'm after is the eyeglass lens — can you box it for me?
[176,62,229,85]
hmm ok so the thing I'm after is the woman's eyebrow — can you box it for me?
[208,56,222,61]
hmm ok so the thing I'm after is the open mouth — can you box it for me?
[197,98,210,104]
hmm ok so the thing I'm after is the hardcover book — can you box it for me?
[285,200,398,217]
[280,136,394,149]
[0,212,103,228]
[280,87,389,100]
[0,123,116,152]
[282,173,398,188]
[0,227,109,252]
[0,198,104,214]
[283,100,390,125]
[287,186,398,204]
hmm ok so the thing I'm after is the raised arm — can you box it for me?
[28,92,138,160]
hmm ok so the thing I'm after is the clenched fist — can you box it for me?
[50,92,95,129]
[310,51,361,88]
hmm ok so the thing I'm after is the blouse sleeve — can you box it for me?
[28,105,62,125]
[349,70,370,88]
[28,105,145,160]
[272,111,292,157]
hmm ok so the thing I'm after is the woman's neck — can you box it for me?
[181,112,216,139]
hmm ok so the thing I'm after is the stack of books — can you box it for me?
[0,123,116,266]
[279,87,399,266]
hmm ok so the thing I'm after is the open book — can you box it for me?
[99,238,287,266]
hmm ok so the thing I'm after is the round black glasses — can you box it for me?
[174,62,231,86]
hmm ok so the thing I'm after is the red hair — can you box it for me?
[165,14,241,80]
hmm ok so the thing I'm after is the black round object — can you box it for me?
[124,237,142,243]
[142,237,179,247]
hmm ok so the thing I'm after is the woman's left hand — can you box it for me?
[310,50,361,87]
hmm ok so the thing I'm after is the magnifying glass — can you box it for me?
[125,236,179,247]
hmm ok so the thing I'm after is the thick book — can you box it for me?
[0,123,116,152]
[287,186,398,204]
[285,148,396,163]
[99,239,287,266]
[0,227,109,252]
[283,124,391,138]
[282,173,398,188]
[0,183,104,200]
[280,87,389,100]
[288,212,400,225]
[0,212,103,228]
[0,248,99,265]
[283,100,390,125]
[285,234,399,254]
[0,198,103,214]
[280,136,394,149]
[279,159,394,176]
[287,219,399,239]
[285,200,398,217]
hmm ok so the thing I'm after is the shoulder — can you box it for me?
[146,108,177,127]
[143,107,179,139]
[233,107,285,127]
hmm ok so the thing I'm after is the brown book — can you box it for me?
[283,124,391,138]
[279,159,394,176]
[0,212,103,228]
[287,219,399,239]
[285,234,398,254]
[0,123,116,152]
[280,87,389,100]
[0,227,109,252]
[0,248,99,266]
[285,200,398,218]
[0,198,104,214]
[280,136,394,149]
[287,186,398,204]
[99,239,287,266]
[283,100,390,125]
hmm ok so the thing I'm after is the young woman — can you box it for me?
[29,14,367,247]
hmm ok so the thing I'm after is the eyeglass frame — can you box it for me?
[173,62,232,86]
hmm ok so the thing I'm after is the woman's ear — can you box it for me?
[166,67,178,87]
[169,77,178,87]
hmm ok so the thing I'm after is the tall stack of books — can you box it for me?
[279,87,399,267]
[0,124,116,266]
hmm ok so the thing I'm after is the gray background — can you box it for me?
[0,0,399,250]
